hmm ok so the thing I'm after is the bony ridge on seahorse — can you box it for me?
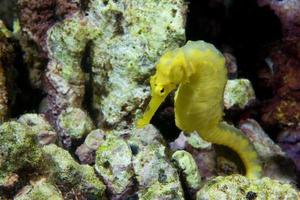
[136,40,262,179]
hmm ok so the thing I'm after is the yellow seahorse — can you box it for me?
[137,40,262,179]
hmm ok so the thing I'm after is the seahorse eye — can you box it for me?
[160,88,165,94]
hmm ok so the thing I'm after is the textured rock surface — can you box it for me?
[28,0,188,134]
[258,0,300,35]
[88,0,187,128]
[18,0,80,49]
[18,114,57,146]
[277,128,300,172]
[257,0,300,129]
[75,129,105,164]
[18,0,81,88]
[14,178,63,200]
[0,22,14,122]
[224,79,256,110]
[240,119,297,183]
[130,125,184,200]
[196,175,300,200]
[42,144,106,199]
[56,107,94,148]
[172,150,201,191]
[170,132,216,179]
[43,13,101,125]
[0,121,42,187]
[95,134,134,197]
[94,125,184,199]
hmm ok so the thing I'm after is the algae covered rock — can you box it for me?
[139,181,184,200]
[135,143,184,200]
[18,113,57,146]
[95,133,134,197]
[187,132,212,150]
[172,150,201,191]
[76,129,105,164]
[196,175,300,200]
[43,12,101,125]
[57,107,94,148]
[36,0,186,131]
[42,144,106,199]
[170,132,216,179]
[89,0,187,128]
[0,22,15,122]
[14,178,63,200]
[130,125,184,200]
[0,121,42,187]
[224,79,256,110]
[93,125,184,199]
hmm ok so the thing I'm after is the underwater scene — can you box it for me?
[0,0,300,199]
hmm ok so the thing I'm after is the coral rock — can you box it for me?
[75,129,105,164]
[171,132,216,179]
[0,23,15,122]
[240,119,297,183]
[172,150,201,191]
[196,175,300,200]
[131,125,184,199]
[43,13,101,124]
[42,144,106,199]
[95,133,134,198]
[224,79,256,110]
[0,122,42,187]
[18,0,80,50]
[89,0,187,128]
[18,114,57,146]
[14,178,63,200]
[56,107,94,148]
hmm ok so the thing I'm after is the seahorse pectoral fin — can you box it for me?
[136,93,168,128]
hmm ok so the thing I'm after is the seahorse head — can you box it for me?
[136,48,187,128]
[154,48,188,87]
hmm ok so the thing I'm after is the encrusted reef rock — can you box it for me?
[258,0,300,35]
[170,132,216,179]
[196,175,300,200]
[75,129,105,164]
[134,141,184,199]
[94,125,184,199]
[17,113,57,146]
[43,13,101,125]
[95,134,134,198]
[42,144,106,200]
[19,0,187,140]
[172,150,201,197]
[18,0,80,50]
[14,178,63,200]
[257,0,300,129]
[89,0,187,128]
[240,119,297,183]
[18,0,81,88]
[259,47,300,128]
[0,114,106,199]
[0,22,15,122]
[224,79,256,110]
[56,107,94,148]
[0,121,43,188]
[130,125,184,200]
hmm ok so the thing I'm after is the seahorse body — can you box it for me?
[137,40,262,179]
